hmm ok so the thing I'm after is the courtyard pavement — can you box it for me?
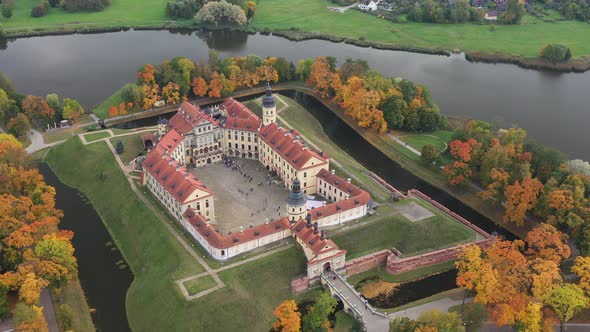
[192,159,289,233]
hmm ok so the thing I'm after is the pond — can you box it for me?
[1,29,590,159]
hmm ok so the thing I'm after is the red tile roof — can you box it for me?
[311,169,371,221]
[154,129,183,154]
[259,123,329,171]
[292,218,343,256]
[184,208,291,249]
[142,150,212,203]
[168,102,219,135]
[220,98,261,132]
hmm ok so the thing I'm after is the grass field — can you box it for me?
[331,200,475,259]
[84,131,111,142]
[184,276,217,296]
[110,133,145,164]
[44,138,314,331]
[92,85,127,120]
[334,311,356,332]
[2,0,590,58]
[251,0,590,58]
[397,130,453,154]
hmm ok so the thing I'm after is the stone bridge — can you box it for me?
[321,272,390,332]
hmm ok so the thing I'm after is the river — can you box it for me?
[1,30,589,159]
[38,164,133,332]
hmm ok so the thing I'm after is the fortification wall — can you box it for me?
[344,249,391,276]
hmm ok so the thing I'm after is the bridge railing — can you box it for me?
[321,274,365,322]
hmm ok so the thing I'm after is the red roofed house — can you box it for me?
[142,150,215,222]
[183,209,292,260]
[219,97,261,159]
[292,216,346,279]
[154,128,186,165]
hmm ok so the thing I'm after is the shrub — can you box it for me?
[31,1,49,18]
[540,44,572,62]
[2,5,13,18]
[421,144,438,165]
[61,0,111,12]
[194,0,247,27]
[166,0,203,19]
[57,304,74,331]
[7,113,31,139]
[115,140,124,154]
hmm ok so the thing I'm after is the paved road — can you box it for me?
[39,289,58,332]
[24,129,65,155]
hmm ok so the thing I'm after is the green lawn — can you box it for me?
[251,0,590,58]
[331,199,476,259]
[347,260,456,286]
[397,130,452,154]
[276,94,391,203]
[110,133,146,164]
[84,131,111,142]
[1,0,192,32]
[43,127,88,143]
[334,311,356,332]
[183,275,217,296]
[44,138,311,331]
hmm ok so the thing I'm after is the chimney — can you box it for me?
[346,178,351,183]
[331,169,336,175]
[184,172,190,179]
[320,230,325,240]
[161,154,167,160]
[176,166,181,172]
[306,213,311,225]
[168,159,174,166]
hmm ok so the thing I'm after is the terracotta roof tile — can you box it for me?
[142,149,211,203]
[292,219,342,255]
[154,129,183,154]
[259,123,329,171]
[184,208,291,249]
[168,102,219,135]
[311,169,371,221]
[220,98,261,132]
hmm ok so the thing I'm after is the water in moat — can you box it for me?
[37,164,132,332]
[1,30,590,159]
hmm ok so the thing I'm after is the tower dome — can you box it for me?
[262,82,277,126]
[286,178,307,221]
[262,82,276,108]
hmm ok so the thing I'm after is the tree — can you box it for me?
[192,76,208,97]
[421,144,437,165]
[245,0,256,20]
[115,140,124,154]
[301,292,337,331]
[194,0,247,27]
[307,57,333,98]
[45,94,61,118]
[296,59,313,80]
[272,300,301,332]
[389,317,419,332]
[417,310,464,332]
[7,113,31,139]
[524,224,570,264]
[459,302,487,331]
[544,284,588,332]
[501,0,525,24]
[208,72,223,98]
[121,84,144,108]
[137,64,157,85]
[1,2,14,19]
[35,233,78,289]
[62,98,84,121]
[0,133,25,166]
[57,304,73,331]
[18,273,48,305]
[540,44,572,63]
[443,161,472,186]
[503,178,543,227]
[572,256,590,296]
[22,95,55,126]
[141,84,161,110]
[567,159,590,176]
[162,82,182,105]
[0,288,9,320]
[13,303,48,332]
[31,1,49,18]
[108,106,118,117]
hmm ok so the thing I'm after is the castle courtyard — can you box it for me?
[191,158,290,233]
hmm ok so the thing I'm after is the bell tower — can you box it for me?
[286,178,307,222]
[262,82,277,126]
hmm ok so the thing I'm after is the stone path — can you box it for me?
[323,272,390,332]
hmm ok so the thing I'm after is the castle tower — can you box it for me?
[157,118,169,136]
[287,178,307,222]
[262,82,277,126]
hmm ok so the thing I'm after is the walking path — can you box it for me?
[25,129,66,154]
[387,133,422,156]
[39,289,59,332]
[323,272,390,332]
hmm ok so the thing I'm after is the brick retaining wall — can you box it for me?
[385,238,494,274]
[344,249,392,276]
[291,276,310,294]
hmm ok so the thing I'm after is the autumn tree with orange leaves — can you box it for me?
[141,84,161,110]
[503,178,543,226]
[192,77,208,97]
[307,57,333,98]
[162,82,182,105]
[208,72,223,98]
[272,300,301,332]
[0,136,78,329]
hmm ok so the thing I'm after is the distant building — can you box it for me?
[358,0,379,11]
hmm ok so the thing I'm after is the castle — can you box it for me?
[141,84,372,278]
